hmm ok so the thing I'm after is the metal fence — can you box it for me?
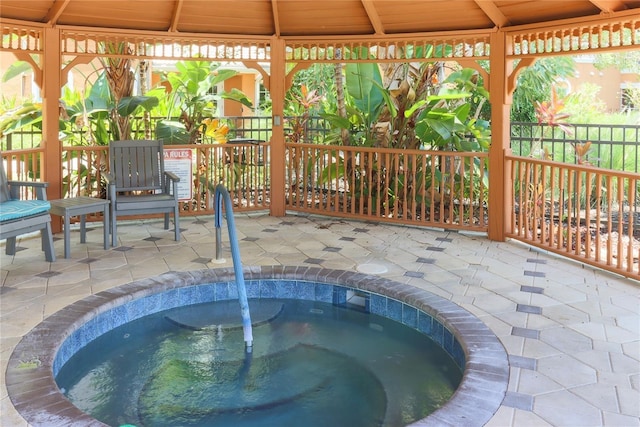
[0,115,328,149]
[511,122,640,173]
[4,119,638,172]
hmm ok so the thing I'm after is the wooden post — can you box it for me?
[269,37,286,217]
[42,27,63,232]
[487,30,514,241]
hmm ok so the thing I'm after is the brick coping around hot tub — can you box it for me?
[7,266,509,426]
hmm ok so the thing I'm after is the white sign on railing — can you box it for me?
[163,149,193,202]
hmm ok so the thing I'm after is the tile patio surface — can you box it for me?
[1,213,639,426]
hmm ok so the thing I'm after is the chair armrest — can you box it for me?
[163,171,180,198]
[103,172,117,202]
[7,180,50,200]
[164,171,180,182]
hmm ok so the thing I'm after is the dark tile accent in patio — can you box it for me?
[78,258,99,264]
[304,258,324,265]
[35,271,61,278]
[520,285,545,294]
[192,257,212,264]
[323,247,341,253]
[436,237,453,242]
[262,228,278,233]
[524,270,546,277]
[516,304,543,315]
[526,258,547,264]
[192,219,208,225]
[353,228,369,233]
[6,266,509,427]
[512,327,540,339]
[144,237,162,242]
[404,271,425,278]
[339,236,356,242]
[426,246,445,252]
[416,257,436,264]
[279,221,295,226]
[502,391,534,411]
[113,246,133,252]
[243,237,259,242]
[509,355,537,370]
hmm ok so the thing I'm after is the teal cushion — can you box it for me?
[0,199,51,222]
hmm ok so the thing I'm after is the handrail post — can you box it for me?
[214,183,253,351]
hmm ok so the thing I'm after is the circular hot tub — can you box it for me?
[7,266,508,426]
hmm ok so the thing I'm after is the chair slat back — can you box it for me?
[0,155,12,203]
[109,140,165,192]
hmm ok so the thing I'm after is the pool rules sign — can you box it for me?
[163,149,193,202]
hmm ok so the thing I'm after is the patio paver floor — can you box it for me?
[1,213,638,426]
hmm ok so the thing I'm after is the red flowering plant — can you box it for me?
[523,87,594,236]
[532,86,593,164]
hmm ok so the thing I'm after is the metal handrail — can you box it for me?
[214,183,253,351]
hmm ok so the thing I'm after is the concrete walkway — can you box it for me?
[1,213,638,426]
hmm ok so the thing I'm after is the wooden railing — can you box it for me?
[59,143,271,214]
[1,144,270,216]
[284,143,489,231]
[507,153,639,279]
[2,146,638,279]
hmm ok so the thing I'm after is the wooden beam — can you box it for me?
[487,30,513,242]
[457,59,490,93]
[170,0,184,32]
[42,27,63,232]
[272,0,281,37]
[508,58,536,96]
[474,0,510,28]
[588,0,628,13]
[44,0,71,26]
[13,52,42,88]
[269,36,286,216]
[360,0,385,35]
[243,61,269,90]
[285,63,310,91]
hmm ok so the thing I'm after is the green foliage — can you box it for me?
[592,51,640,72]
[0,103,42,138]
[2,61,33,83]
[159,60,252,144]
[512,57,576,123]
[411,70,490,151]
[59,71,158,145]
[563,83,607,122]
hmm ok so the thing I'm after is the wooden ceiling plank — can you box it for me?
[474,0,510,28]
[44,0,72,25]
[361,0,385,34]
[170,0,184,32]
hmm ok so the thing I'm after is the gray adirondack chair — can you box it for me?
[105,140,181,247]
[0,157,56,262]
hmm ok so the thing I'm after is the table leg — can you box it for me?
[63,212,71,259]
[80,215,87,243]
[103,204,109,249]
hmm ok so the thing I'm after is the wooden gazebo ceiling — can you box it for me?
[1,0,639,37]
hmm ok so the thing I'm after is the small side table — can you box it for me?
[49,197,110,259]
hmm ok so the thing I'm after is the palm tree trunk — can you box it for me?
[100,42,134,141]
[333,61,350,146]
